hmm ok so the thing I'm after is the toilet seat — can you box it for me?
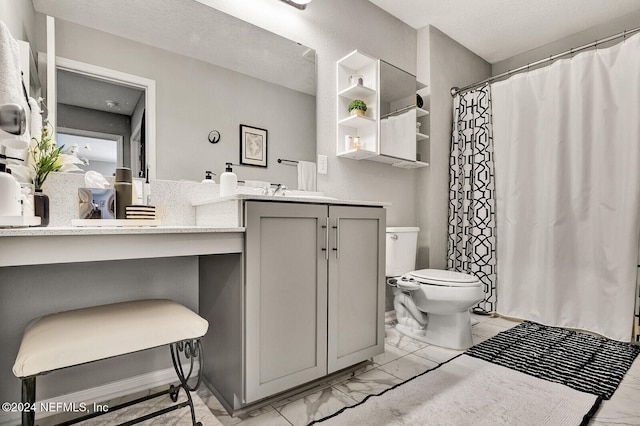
[404,269,481,288]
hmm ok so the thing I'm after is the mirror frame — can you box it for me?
[53,56,157,179]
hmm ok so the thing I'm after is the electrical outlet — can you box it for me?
[317,155,328,174]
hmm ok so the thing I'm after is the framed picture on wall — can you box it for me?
[240,124,268,167]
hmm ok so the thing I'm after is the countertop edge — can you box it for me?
[192,194,390,207]
[0,226,245,237]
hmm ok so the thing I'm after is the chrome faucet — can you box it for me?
[272,184,287,196]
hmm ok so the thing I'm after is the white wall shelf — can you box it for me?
[337,50,379,156]
[337,51,430,169]
[338,114,376,128]
[392,160,429,169]
[415,81,430,167]
[338,84,376,100]
[337,148,378,160]
[416,132,429,141]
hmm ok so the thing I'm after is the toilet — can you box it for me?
[386,227,484,349]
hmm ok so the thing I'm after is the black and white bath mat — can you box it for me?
[311,321,639,425]
[466,321,640,399]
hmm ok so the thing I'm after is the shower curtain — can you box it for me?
[448,85,497,312]
[492,32,640,342]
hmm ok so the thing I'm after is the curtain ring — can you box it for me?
[569,47,573,58]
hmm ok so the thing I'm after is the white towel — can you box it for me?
[297,161,317,191]
[0,21,30,141]
[28,97,42,141]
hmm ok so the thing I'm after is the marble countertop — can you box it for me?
[192,193,390,207]
[0,225,245,237]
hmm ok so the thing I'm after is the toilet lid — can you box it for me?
[405,269,481,287]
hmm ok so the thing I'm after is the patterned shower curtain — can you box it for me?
[636,275,640,342]
[448,85,497,312]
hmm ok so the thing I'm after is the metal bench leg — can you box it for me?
[21,377,35,426]
[170,339,203,426]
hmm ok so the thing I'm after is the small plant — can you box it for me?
[348,99,367,115]
[10,124,85,189]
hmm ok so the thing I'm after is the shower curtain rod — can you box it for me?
[450,26,640,97]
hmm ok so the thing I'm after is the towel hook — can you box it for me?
[208,130,221,144]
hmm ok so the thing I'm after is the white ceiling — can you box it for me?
[57,70,144,116]
[32,0,316,95]
[368,0,640,63]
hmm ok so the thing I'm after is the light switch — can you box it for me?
[318,155,328,174]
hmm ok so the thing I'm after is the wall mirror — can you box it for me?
[379,60,417,162]
[56,63,151,178]
[32,0,316,187]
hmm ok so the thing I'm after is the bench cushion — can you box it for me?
[13,299,209,378]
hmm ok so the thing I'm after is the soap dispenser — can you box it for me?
[219,163,237,197]
[201,171,216,184]
[0,163,21,217]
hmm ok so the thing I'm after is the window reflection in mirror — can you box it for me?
[56,131,119,177]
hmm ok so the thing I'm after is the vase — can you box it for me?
[34,189,50,227]
[350,109,365,117]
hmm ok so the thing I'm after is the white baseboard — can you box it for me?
[0,366,197,426]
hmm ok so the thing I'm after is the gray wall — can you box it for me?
[0,257,199,406]
[492,9,640,75]
[54,18,316,190]
[415,26,491,270]
[207,0,419,227]
[0,0,36,44]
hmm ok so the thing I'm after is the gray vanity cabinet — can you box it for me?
[243,201,385,404]
[327,205,386,373]
[244,201,328,403]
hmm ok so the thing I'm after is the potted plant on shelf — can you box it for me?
[348,99,367,117]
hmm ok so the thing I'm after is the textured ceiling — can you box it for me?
[32,0,316,95]
[57,70,143,116]
[368,0,640,63]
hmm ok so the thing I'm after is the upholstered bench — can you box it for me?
[12,299,209,426]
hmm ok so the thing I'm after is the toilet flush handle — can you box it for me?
[390,234,398,240]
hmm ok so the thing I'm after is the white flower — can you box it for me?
[55,153,84,173]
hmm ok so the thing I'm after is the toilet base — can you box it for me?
[394,323,427,341]
[394,310,474,350]
[424,311,474,350]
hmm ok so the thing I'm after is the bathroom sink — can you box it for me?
[287,195,338,200]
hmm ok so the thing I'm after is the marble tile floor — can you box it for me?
[196,314,640,426]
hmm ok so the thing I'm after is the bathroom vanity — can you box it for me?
[0,192,386,417]
[198,196,386,411]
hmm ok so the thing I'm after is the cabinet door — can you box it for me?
[327,206,386,373]
[245,202,328,403]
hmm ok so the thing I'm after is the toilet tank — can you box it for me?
[385,227,419,276]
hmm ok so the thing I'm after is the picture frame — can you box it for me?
[239,124,268,167]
